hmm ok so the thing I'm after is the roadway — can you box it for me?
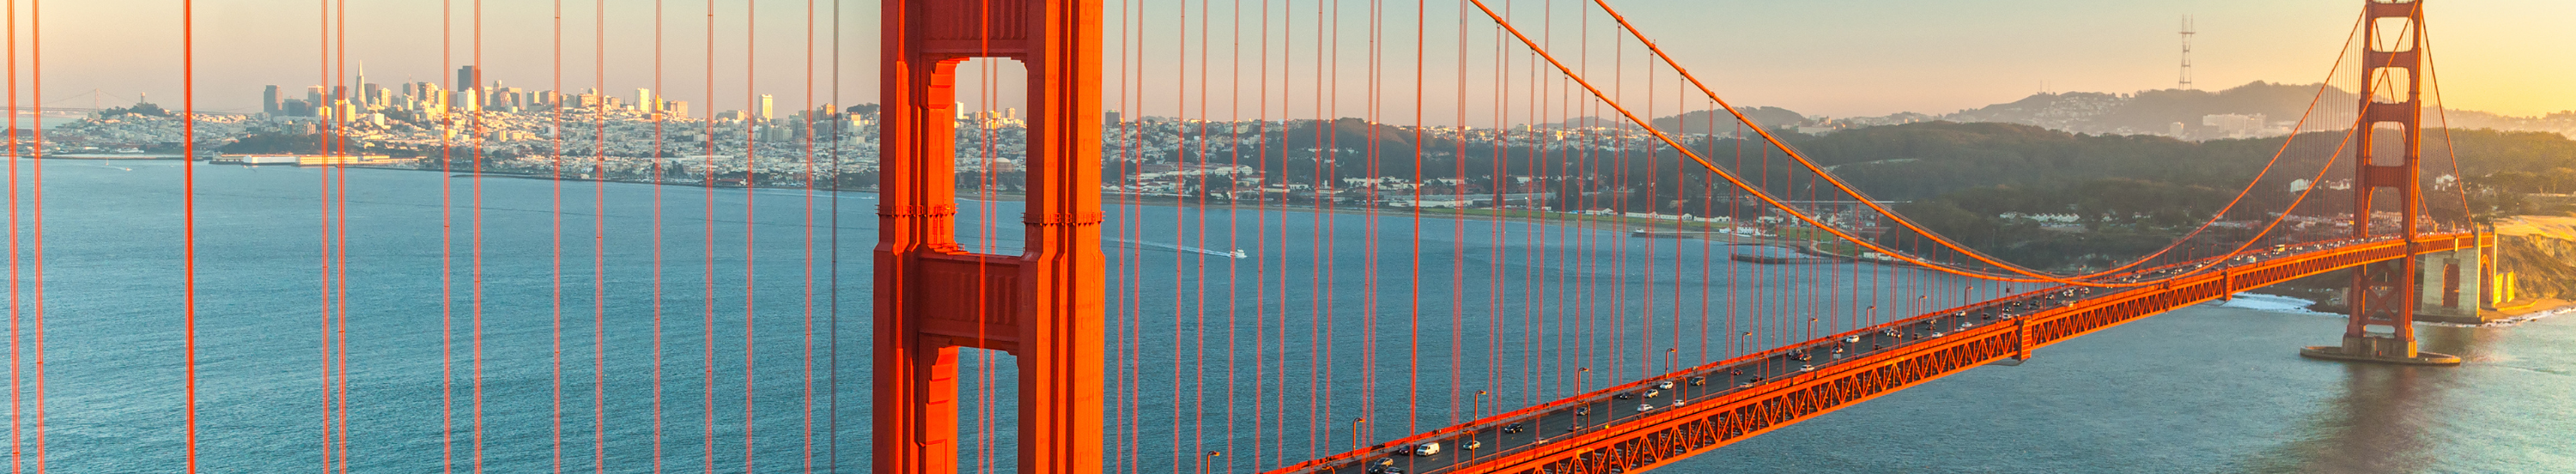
[1289,236,2421,474]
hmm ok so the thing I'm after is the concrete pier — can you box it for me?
[2415,246,2498,325]
[2299,337,2462,366]
[2302,246,2482,366]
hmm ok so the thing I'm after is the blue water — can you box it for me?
[4,159,2569,472]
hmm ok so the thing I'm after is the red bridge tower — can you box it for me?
[873,0,1106,472]
[2301,0,2463,365]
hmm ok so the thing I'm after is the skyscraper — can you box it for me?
[455,65,479,94]
[636,88,653,112]
[759,94,775,121]
[263,85,282,114]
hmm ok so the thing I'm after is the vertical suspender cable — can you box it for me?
[650,0,669,470]
[1251,0,1271,467]
[700,1,717,470]
[5,0,21,464]
[3,3,18,463]
[179,0,200,471]
[1172,0,1189,465]
[333,1,355,468]
[550,2,568,470]
[21,1,38,468]
[318,0,340,468]
[1405,0,1425,440]
[439,1,458,470]
[470,0,489,469]
[738,3,760,469]
[591,0,611,469]
[1225,1,1244,471]
[827,0,843,469]
[800,0,817,471]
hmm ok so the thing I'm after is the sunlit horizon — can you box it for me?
[9,0,2570,121]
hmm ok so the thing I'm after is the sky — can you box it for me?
[19,0,2573,121]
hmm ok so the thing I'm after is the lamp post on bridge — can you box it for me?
[1807,317,1819,346]
[1575,368,1591,432]
[1351,418,1367,453]
[1469,390,1492,459]
[1199,451,1222,474]
[1736,331,1754,370]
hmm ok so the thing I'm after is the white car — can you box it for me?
[1656,380,1676,390]
[1636,404,1655,412]
[1410,441,1442,456]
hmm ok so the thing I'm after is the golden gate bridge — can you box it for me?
[0,0,2496,472]
[876,1,2482,474]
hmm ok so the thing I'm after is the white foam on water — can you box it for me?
[2432,304,2575,328]
[1109,238,1249,258]
[2218,292,2575,328]
[2215,292,2338,317]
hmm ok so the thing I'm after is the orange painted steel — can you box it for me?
[855,2,2464,473]
[2341,0,2429,356]
[873,1,1105,473]
[1263,233,2487,474]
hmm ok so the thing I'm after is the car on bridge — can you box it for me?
[1409,441,1441,456]
[1367,458,1403,474]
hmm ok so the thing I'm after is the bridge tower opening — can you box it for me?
[873,0,1106,472]
[2300,0,2461,366]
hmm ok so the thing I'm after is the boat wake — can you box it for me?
[1109,239,1249,259]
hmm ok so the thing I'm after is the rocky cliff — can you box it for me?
[2492,216,2576,304]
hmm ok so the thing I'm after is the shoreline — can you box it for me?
[347,162,1760,233]
[2228,290,2575,328]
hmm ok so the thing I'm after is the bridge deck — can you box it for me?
[1272,233,2487,474]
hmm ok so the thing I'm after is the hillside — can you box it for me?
[1929,81,2576,140]
[1757,122,2576,269]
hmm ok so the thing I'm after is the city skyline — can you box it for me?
[15,0,2571,122]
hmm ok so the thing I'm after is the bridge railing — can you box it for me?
[1266,232,2484,474]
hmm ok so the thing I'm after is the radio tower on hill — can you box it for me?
[2178,15,2196,89]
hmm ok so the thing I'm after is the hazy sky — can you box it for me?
[23,0,2573,120]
